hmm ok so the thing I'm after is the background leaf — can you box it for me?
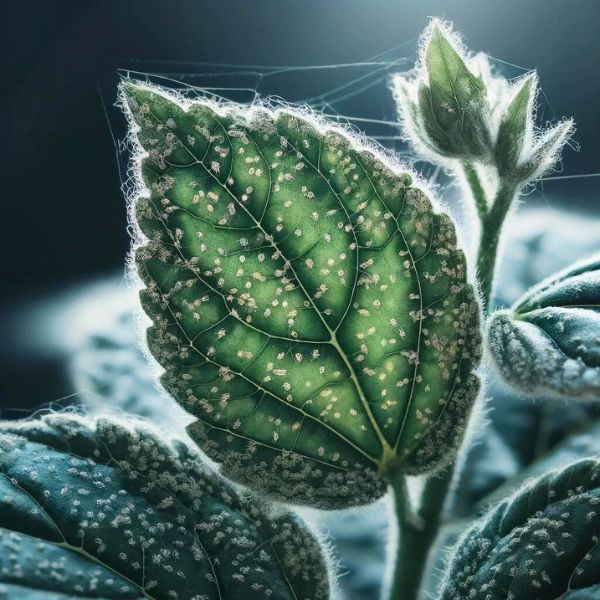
[70,299,190,432]
[451,424,520,515]
[452,383,600,519]
[122,82,481,508]
[0,414,330,600]
[440,457,600,599]
[488,254,600,400]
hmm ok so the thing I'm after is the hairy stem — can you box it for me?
[386,464,455,600]
[387,476,437,600]
[462,162,488,221]
[476,183,518,311]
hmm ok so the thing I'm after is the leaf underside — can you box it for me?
[0,415,329,600]
[440,458,600,599]
[489,255,600,400]
[124,82,481,508]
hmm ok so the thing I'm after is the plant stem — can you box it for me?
[462,162,488,221]
[387,476,437,600]
[387,466,455,600]
[476,183,517,311]
[462,163,518,311]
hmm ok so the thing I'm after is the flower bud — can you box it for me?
[495,72,575,184]
[494,73,537,178]
[394,19,574,188]
[394,20,493,163]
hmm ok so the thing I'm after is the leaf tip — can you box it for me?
[423,18,463,65]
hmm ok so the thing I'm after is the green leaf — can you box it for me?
[440,458,600,599]
[495,73,536,178]
[122,82,482,508]
[0,414,330,600]
[419,22,492,160]
[488,254,600,400]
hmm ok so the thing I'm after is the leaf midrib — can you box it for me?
[152,275,378,466]
[227,118,392,456]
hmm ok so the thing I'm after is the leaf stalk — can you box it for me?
[386,476,436,600]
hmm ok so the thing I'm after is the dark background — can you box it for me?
[1,0,599,411]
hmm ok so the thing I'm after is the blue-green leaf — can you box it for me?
[440,458,600,599]
[0,414,330,599]
[488,254,600,400]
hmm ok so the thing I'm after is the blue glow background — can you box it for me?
[1,0,599,411]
